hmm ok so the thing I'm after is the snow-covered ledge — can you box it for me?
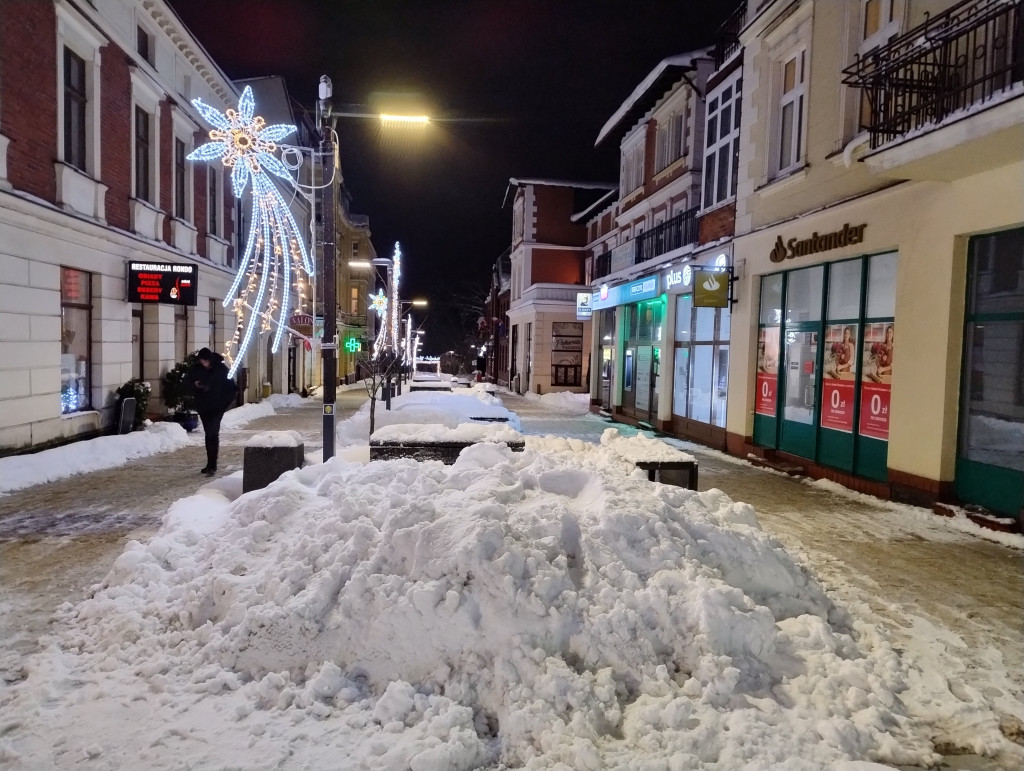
[54,162,107,221]
[206,233,229,264]
[0,133,10,189]
[172,217,197,254]
[131,198,165,240]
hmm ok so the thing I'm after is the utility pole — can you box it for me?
[318,75,337,460]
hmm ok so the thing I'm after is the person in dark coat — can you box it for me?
[191,347,234,475]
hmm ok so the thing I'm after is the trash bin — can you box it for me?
[262,382,272,399]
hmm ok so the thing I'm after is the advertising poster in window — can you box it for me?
[755,327,779,416]
[821,323,857,432]
[859,321,894,440]
[635,345,653,412]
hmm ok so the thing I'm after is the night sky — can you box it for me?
[167,0,731,352]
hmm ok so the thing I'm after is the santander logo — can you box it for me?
[702,273,721,292]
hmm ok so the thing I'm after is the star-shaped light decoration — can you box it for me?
[368,290,388,318]
[187,86,313,378]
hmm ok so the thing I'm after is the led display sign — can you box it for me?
[127,261,198,306]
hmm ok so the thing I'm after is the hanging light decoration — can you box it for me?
[369,289,389,357]
[187,85,313,378]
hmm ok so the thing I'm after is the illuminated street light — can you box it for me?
[348,260,372,268]
[380,113,430,124]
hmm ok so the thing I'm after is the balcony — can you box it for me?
[843,0,1024,180]
[592,207,699,281]
[713,2,747,71]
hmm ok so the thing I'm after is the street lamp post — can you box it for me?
[318,75,338,461]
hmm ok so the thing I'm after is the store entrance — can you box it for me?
[955,229,1024,518]
[779,326,819,459]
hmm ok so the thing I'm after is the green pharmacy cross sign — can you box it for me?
[344,337,361,353]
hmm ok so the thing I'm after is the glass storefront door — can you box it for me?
[779,327,819,458]
[956,228,1024,517]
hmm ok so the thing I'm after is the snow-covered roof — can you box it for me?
[596,47,713,147]
[571,188,617,223]
[503,178,616,208]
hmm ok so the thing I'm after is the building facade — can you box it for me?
[583,50,723,435]
[506,178,611,395]
[726,0,1023,519]
[483,248,511,387]
[0,0,268,452]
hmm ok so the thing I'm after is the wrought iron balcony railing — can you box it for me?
[590,206,699,282]
[842,0,1024,149]
[714,2,748,70]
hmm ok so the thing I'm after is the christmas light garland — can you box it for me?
[187,86,313,377]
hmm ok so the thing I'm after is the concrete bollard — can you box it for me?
[243,430,305,493]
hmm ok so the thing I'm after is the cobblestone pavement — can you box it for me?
[0,390,368,679]
[506,392,1024,765]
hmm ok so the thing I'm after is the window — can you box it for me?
[136,25,152,64]
[777,50,807,175]
[60,268,91,414]
[351,241,360,259]
[702,71,742,209]
[209,298,218,350]
[174,137,187,219]
[620,137,644,195]
[655,97,688,172]
[350,286,359,315]
[674,293,730,427]
[175,306,188,364]
[63,48,87,171]
[208,167,219,236]
[135,106,152,202]
[857,0,901,130]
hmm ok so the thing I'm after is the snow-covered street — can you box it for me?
[0,387,1021,769]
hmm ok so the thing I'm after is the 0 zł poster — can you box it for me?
[822,323,857,432]
[755,327,779,417]
[859,321,894,440]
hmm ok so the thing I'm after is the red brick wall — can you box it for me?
[531,247,584,284]
[698,202,736,244]
[533,186,588,246]
[100,44,132,231]
[2,1,58,202]
[160,101,172,243]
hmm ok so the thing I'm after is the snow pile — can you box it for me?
[221,400,276,429]
[524,389,592,415]
[337,390,519,445]
[0,422,193,494]
[246,430,304,448]
[1,441,942,769]
[267,392,308,409]
[598,426,696,463]
[371,422,524,444]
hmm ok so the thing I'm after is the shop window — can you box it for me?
[551,322,583,387]
[175,306,188,364]
[760,274,784,325]
[624,349,634,390]
[60,268,91,414]
[674,294,693,342]
[827,259,863,320]
[865,252,898,317]
[784,265,824,323]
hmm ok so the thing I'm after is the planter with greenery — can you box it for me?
[114,378,151,430]
[162,351,200,430]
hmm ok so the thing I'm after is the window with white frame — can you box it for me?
[130,68,162,206]
[702,70,742,209]
[620,136,644,196]
[512,198,524,242]
[352,241,360,259]
[55,4,104,177]
[654,91,689,173]
[776,49,807,176]
[136,25,153,65]
[135,106,153,203]
[857,0,901,130]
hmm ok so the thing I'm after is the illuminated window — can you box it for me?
[60,268,92,414]
[777,50,807,174]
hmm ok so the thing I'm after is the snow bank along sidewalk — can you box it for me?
[0,398,294,495]
[8,432,1019,769]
